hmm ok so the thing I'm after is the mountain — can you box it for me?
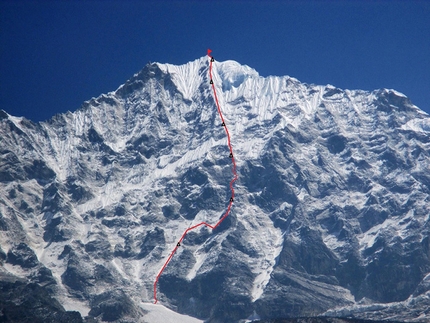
[1,55,430,323]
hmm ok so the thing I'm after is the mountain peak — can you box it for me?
[0,109,9,120]
[155,56,260,97]
[1,56,430,323]
[214,59,259,91]
[155,56,209,100]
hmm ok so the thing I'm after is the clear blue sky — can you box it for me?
[1,0,429,122]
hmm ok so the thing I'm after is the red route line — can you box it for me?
[153,49,238,304]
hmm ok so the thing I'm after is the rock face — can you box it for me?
[0,275,83,323]
[6,242,39,268]
[0,56,430,322]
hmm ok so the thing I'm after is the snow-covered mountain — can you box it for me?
[1,56,430,323]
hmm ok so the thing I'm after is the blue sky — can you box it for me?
[1,0,429,121]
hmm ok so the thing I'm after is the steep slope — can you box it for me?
[0,56,429,323]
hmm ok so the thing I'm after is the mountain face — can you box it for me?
[1,56,430,323]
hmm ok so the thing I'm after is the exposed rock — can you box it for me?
[0,279,83,323]
[6,242,39,268]
[88,289,140,322]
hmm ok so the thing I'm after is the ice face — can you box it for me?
[215,60,259,91]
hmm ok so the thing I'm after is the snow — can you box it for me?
[214,60,259,91]
[140,302,203,323]
[241,137,266,159]
[401,118,430,133]
[157,57,206,101]
[186,247,207,281]
[2,55,430,322]
[388,89,407,98]
[234,204,284,302]
[358,208,420,256]
[61,297,91,318]
[8,115,24,129]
